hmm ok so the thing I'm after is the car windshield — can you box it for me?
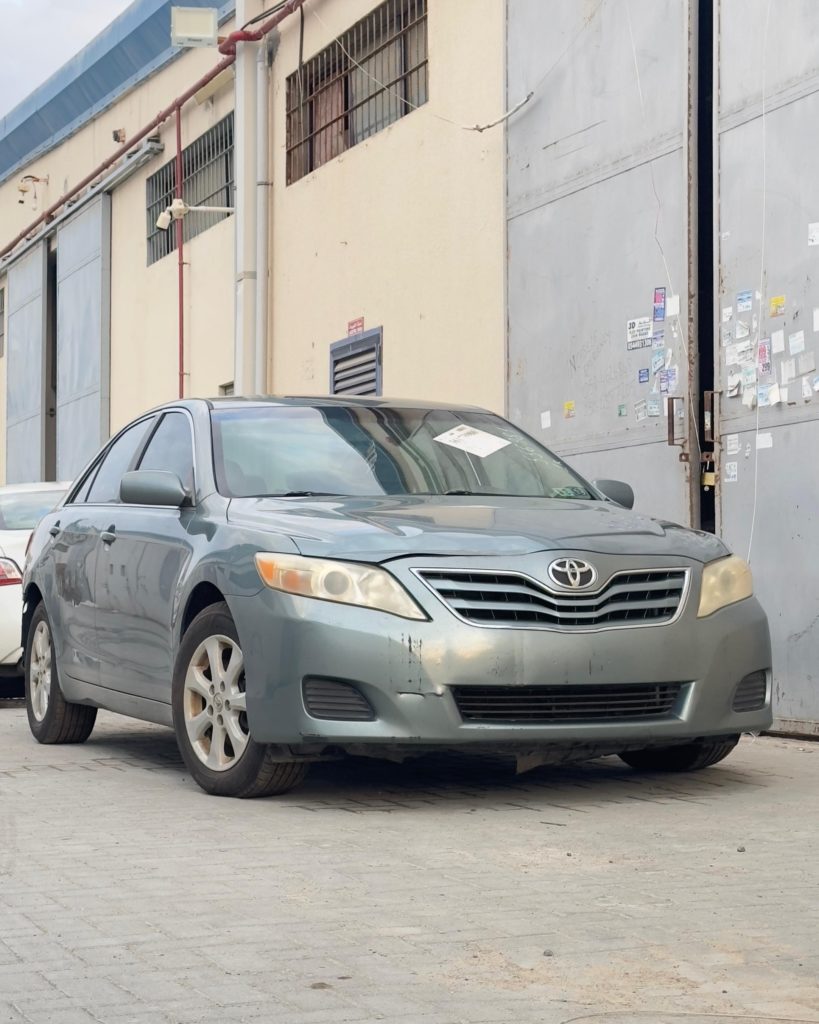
[0,490,66,530]
[211,405,597,500]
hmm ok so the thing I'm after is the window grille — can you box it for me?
[286,0,428,184]
[146,113,234,265]
[330,329,383,396]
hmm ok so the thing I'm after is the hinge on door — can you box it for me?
[666,396,689,461]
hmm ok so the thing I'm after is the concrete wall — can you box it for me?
[268,0,506,412]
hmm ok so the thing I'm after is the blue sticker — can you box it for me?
[653,287,666,321]
[638,368,650,383]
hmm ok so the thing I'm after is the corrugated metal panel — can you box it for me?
[0,0,235,186]
[716,0,819,731]
[55,197,111,480]
[5,244,47,483]
[506,0,693,526]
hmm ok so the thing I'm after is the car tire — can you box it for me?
[619,737,740,773]
[25,603,97,744]
[172,602,308,798]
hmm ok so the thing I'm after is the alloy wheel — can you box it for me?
[30,620,52,722]
[183,634,249,771]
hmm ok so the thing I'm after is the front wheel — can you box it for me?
[619,737,740,773]
[172,602,307,798]
[25,603,97,744]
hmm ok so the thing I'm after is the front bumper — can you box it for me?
[230,552,773,750]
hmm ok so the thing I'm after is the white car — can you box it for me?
[0,482,69,693]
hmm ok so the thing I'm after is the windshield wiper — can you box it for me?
[276,490,343,498]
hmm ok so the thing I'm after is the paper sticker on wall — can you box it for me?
[725,462,738,483]
[741,364,757,390]
[722,306,733,323]
[769,295,786,317]
[756,432,773,450]
[781,358,796,384]
[758,384,772,407]
[814,308,819,333]
[725,343,741,366]
[653,287,666,321]
[798,352,816,376]
[434,424,511,457]
[814,375,819,393]
[666,294,680,317]
[736,290,753,313]
[635,400,648,421]
[563,401,576,420]
[726,433,740,455]
[647,398,661,417]
[651,351,665,374]
[658,370,669,394]
[666,366,679,392]
[802,377,813,400]
[809,223,819,246]
[540,411,552,430]
[789,330,806,355]
[735,320,750,340]
[727,373,741,397]
[638,368,650,383]
[617,403,627,417]
[772,329,785,354]
[652,329,665,349]
[742,388,756,409]
[627,317,653,349]
[758,338,772,377]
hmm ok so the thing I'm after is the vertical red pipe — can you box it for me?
[175,106,185,399]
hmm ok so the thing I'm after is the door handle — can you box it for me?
[101,529,117,545]
[48,523,61,538]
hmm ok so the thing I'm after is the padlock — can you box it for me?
[702,470,716,489]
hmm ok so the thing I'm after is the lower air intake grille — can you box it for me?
[452,683,683,723]
[732,671,768,712]
[416,568,688,629]
[302,679,375,721]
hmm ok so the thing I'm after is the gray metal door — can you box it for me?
[715,2,819,734]
[5,243,47,483]
[55,196,111,481]
[506,0,696,526]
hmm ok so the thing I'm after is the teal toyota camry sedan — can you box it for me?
[22,398,772,797]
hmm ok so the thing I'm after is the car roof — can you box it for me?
[154,396,491,414]
[0,482,71,494]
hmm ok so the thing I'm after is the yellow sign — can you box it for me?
[769,295,785,317]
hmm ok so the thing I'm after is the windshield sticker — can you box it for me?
[433,424,511,458]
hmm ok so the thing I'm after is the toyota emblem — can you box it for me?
[547,558,597,590]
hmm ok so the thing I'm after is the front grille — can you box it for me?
[416,568,688,629]
[452,683,683,723]
[732,671,768,712]
[302,679,375,721]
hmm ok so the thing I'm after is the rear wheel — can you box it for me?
[172,602,307,798]
[25,604,97,744]
[619,737,740,772]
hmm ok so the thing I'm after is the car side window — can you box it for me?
[85,419,154,505]
[137,412,195,493]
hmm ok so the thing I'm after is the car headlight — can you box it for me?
[255,553,427,620]
[698,555,753,618]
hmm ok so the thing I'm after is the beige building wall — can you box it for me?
[0,0,507,483]
[268,0,506,413]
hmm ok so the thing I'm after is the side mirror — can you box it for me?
[120,470,189,508]
[593,478,634,510]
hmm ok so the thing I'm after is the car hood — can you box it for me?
[226,495,728,563]
[0,530,30,568]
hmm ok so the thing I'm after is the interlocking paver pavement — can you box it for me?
[0,698,817,1024]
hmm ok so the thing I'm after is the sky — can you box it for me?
[0,0,135,118]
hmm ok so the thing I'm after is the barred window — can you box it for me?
[286,0,428,185]
[146,113,234,265]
